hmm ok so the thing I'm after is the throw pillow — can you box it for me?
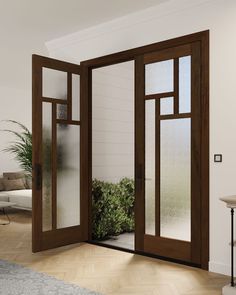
[3,178,25,191]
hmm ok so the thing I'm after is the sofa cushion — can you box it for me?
[0,192,9,202]
[3,171,25,180]
[6,190,32,209]
[3,178,26,191]
[3,171,27,188]
[0,178,4,191]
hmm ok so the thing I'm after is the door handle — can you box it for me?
[136,164,144,191]
[34,164,42,190]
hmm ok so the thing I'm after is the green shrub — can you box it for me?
[92,177,135,240]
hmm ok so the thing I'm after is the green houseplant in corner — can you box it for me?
[1,120,32,176]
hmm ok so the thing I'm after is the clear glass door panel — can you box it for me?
[57,124,80,229]
[42,103,52,232]
[145,60,173,95]
[145,100,156,235]
[160,118,191,241]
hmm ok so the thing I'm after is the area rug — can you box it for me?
[0,260,102,295]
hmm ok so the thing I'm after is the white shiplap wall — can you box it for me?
[92,61,134,183]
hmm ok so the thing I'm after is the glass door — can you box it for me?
[135,42,201,263]
[32,55,88,252]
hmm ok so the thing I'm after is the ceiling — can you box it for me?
[0,0,169,89]
[0,0,169,41]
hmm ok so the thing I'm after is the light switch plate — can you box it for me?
[214,154,222,163]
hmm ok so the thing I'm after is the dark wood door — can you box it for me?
[135,42,202,264]
[32,55,89,252]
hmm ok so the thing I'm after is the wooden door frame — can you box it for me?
[81,30,209,270]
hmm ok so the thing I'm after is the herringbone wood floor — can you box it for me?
[0,210,229,294]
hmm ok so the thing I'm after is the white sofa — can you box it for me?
[0,189,32,211]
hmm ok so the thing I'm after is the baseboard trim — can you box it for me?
[209,261,232,276]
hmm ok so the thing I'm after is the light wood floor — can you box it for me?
[0,210,229,295]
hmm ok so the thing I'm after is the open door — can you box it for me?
[32,55,88,252]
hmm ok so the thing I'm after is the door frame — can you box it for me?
[81,30,209,270]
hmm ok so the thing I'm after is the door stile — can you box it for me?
[134,55,145,252]
[51,102,57,230]
[32,56,43,252]
[80,64,90,240]
[155,99,161,237]
[190,42,201,264]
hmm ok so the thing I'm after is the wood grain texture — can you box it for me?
[200,30,210,271]
[144,235,191,262]
[174,58,179,114]
[134,56,145,251]
[155,100,160,236]
[145,92,174,100]
[144,44,191,65]
[0,211,228,295]
[32,54,43,252]
[52,102,57,230]
[190,41,201,265]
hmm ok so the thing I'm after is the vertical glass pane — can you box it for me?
[160,118,191,241]
[160,97,174,115]
[43,68,67,100]
[72,74,80,120]
[145,100,156,235]
[57,104,67,120]
[145,60,173,95]
[179,56,191,113]
[42,103,52,232]
[57,125,80,228]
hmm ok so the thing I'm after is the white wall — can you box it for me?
[46,0,236,275]
[0,86,32,174]
[0,44,47,175]
[92,62,134,183]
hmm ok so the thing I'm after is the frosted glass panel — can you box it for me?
[57,125,80,228]
[160,118,191,241]
[42,103,52,232]
[57,104,67,120]
[160,97,174,115]
[179,56,191,113]
[72,74,80,120]
[43,68,67,100]
[145,60,173,95]
[145,100,155,235]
